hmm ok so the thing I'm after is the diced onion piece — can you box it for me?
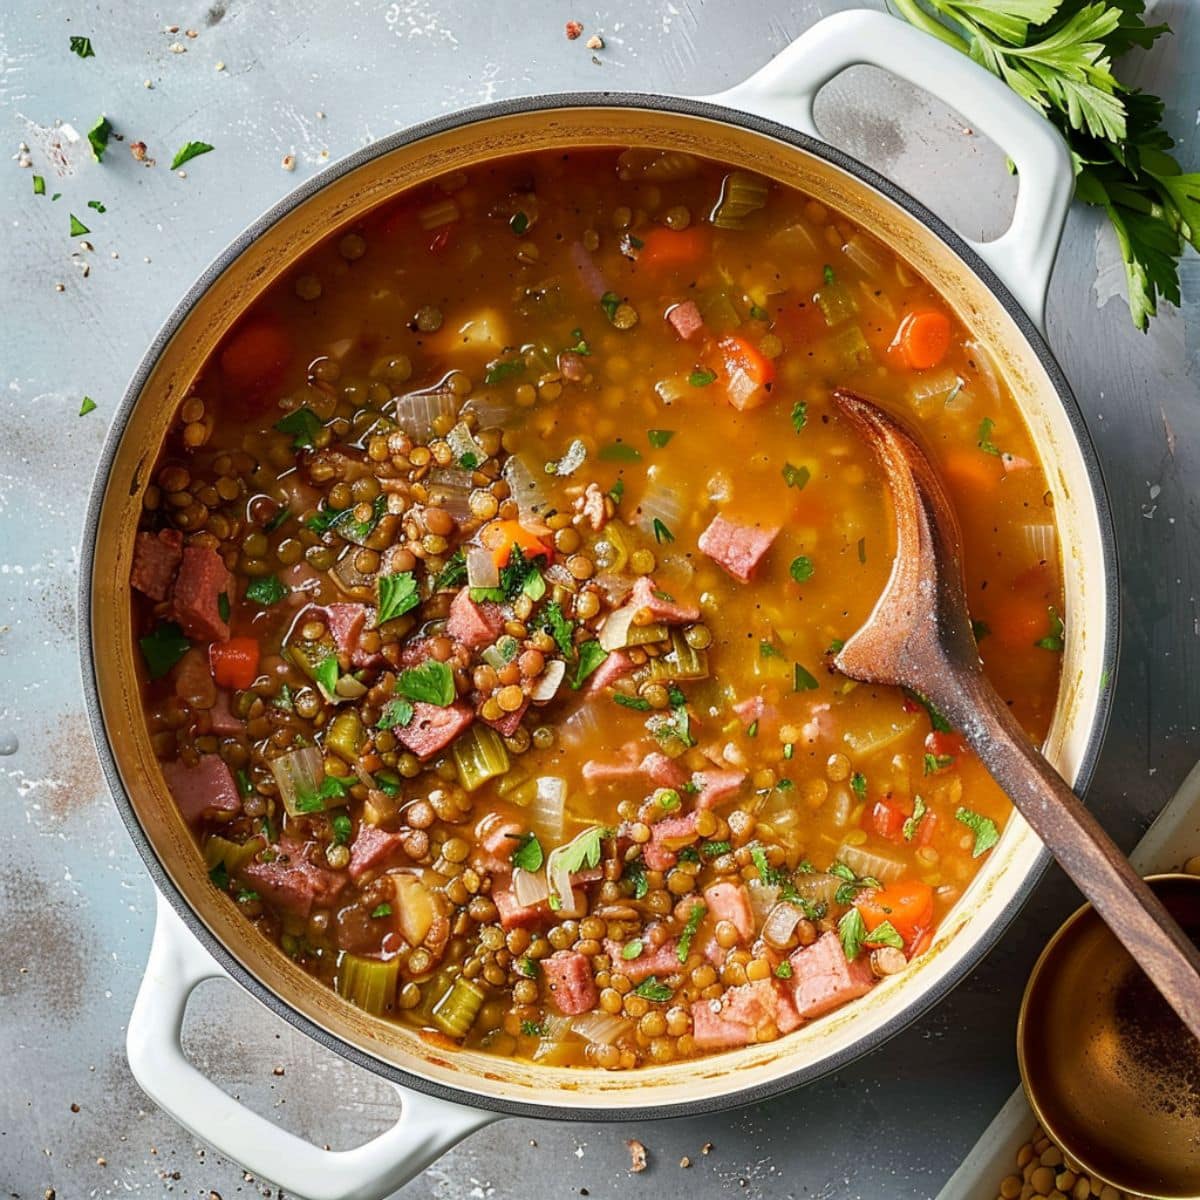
[590,572,633,607]
[460,394,520,429]
[502,454,553,523]
[837,842,908,884]
[841,708,922,756]
[513,867,550,908]
[546,826,603,912]
[532,1013,576,1062]
[962,339,1001,404]
[544,562,578,589]
[268,746,326,817]
[393,391,460,440]
[591,522,633,573]
[746,883,780,927]
[571,1011,632,1045]
[557,703,601,752]
[425,466,474,522]
[548,437,588,478]
[791,872,843,909]
[762,901,804,949]
[633,468,683,538]
[907,367,965,418]
[529,776,566,842]
[655,375,690,406]
[841,232,888,277]
[531,658,566,703]
[447,421,486,468]
[392,873,436,945]
[598,605,637,652]
[334,674,368,700]
[829,784,853,828]
[1021,522,1058,565]
[466,544,500,589]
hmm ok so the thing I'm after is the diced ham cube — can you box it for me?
[130,529,183,601]
[241,850,348,920]
[691,978,798,1049]
[171,546,232,642]
[582,744,688,790]
[482,698,529,737]
[666,300,704,341]
[394,701,474,761]
[787,931,876,1020]
[475,815,522,873]
[447,587,505,650]
[628,575,700,623]
[322,602,382,669]
[691,997,755,1050]
[640,811,699,872]
[698,514,779,583]
[560,351,588,383]
[161,754,241,827]
[493,884,548,930]
[586,648,634,693]
[207,691,244,735]
[605,937,681,982]
[703,881,755,942]
[691,769,747,809]
[643,752,689,789]
[542,950,598,1015]
[347,824,409,883]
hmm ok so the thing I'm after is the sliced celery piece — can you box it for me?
[203,834,263,876]
[815,280,858,327]
[634,629,709,684]
[326,711,364,762]
[711,171,769,229]
[828,324,872,370]
[452,724,511,792]
[337,954,400,1017]
[431,976,486,1038]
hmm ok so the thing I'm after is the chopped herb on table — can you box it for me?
[87,116,111,161]
[69,35,95,57]
[171,140,214,170]
[32,175,45,196]
[69,214,90,237]
[78,395,97,416]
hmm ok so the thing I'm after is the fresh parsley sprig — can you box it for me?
[890,0,1198,330]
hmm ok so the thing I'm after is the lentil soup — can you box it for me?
[130,146,1063,1069]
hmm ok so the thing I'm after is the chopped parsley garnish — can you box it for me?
[510,832,544,873]
[265,505,292,532]
[138,621,190,679]
[509,210,529,236]
[520,1019,546,1037]
[866,920,904,950]
[377,698,415,729]
[775,961,793,979]
[570,640,609,689]
[236,889,259,903]
[598,441,642,463]
[977,416,1002,456]
[782,462,810,489]
[746,719,759,738]
[541,600,575,659]
[458,451,479,469]
[551,827,608,882]
[170,140,214,170]
[69,214,90,237]
[245,575,287,606]
[751,845,787,887]
[791,400,808,432]
[838,906,867,960]
[377,571,420,624]
[689,368,717,387]
[623,857,648,899]
[622,939,644,960]
[375,771,402,797]
[217,591,231,623]
[600,291,621,321]
[370,903,393,919]
[701,840,732,858]
[87,199,106,213]
[330,811,353,845]
[294,775,352,813]
[849,771,867,798]
[433,549,467,591]
[783,742,794,759]
[78,395,97,416]
[759,640,783,659]
[396,660,455,707]
[647,685,694,749]
[823,264,836,285]
[902,795,928,842]
[70,35,95,58]
[647,429,676,448]
[632,976,673,1002]
[209,862,229,889]
[499,545,546,601]
[828,860,880,906]
[905,688,953,733]
[924,753,953,775]
[652,518,675,544]
[793,663,819,691]
[1034,606,1065,651]
[516,958,539,979]
[613,693,650,711]
[566,328,591,355]
[274,406,322,449]
[608,478,625,505]
[789,556,814,583]
[749,303,769,320]
[33,175,45,195]
[677,902,707,961]
[235,768,254,798]
[87,116,111,161]
[956,806,1000,857]
[274,684,294,712]
[484,357,525,385]
[314,654,339,700]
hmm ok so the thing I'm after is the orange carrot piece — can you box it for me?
[481,519,551,568]
[940,448,1001,497]
[989,596,1054,650]
[219,317,292,406]
[893,310,952,370]
[718,334,776,411]
[856,880,935,942]
[209,637,261,690]
[636,226,711,270]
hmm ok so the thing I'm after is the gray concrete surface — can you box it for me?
[2,1,1197,1197]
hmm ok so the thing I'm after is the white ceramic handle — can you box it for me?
[128,892,496,1200]
[704,9,1074,331]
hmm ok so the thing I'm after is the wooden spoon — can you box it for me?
[831,387,1200,1042]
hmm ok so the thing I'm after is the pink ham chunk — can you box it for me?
[542,951,598,1015]
[323,603,382,669]
[698,514,780,583]
[161,754,241,827]
[241,849,348,920]
[691,978,798,1050]
[347,824,408,883]
[447,587,505,650]
[493,886,548,930]
[641,811,699,872]
[172,546,232,642]
[583,744,688,790]
[482,698,529,737]
[666,300,704,341]
[131,529,183,601]
[586,649,634,693]
[394,701,474,760]
[605,937,681,982]
[703,881,755,942]
[628,575,700,624]
[787,931,876,1020]
[475,816,523,873]
[207,691,244,735]
[691,769,747,809]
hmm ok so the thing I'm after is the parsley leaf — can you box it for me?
[87,116,111,161]
[839,907,867,961]
[689,368,717,387]
[246,575,287,606]
[793,663,819,691]
[377,571,420,624]
[789,555,814,583]
[520,1019,545,1037]
[70,35,95,58]
[613,693,650,711]
[78,395,96,416]
[622,939,644,960]
[217,591,231,623]
[396,660,455,707]
[499,545,545,601]
[652,517,675,544]
[905,688,953,733]
[371,903,393,919]
[632,976,673,1002]
[539,600,575,659]
[648,429,676,448]
[511,832,544,872]
[330,811,353,845]
[677,902,707,961]
[600,291,621,321]
[924,753,953,775]
[903,795,928,841]
[865,920,905,950]
[782,462,810,489]
[775,961,793,979]
[314,654,340,700]
[138,621,191,679]
[1034,605,1066,651]
[171,140,214,170]
[274,407,322,449]
[377,698,415,729]
[791,400,808,432]
[433,550,468,591]
[570,640,609,689]
[850,771,867,799]
[977,416,1002,456]
[956,806,1000,857]
[623,857,648,899]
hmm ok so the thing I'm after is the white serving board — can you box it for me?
[936,757,1200,1200]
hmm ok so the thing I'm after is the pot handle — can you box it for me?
[128,892,496,1200]
[704,9,1073,331]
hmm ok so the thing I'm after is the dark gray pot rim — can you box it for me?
[79,88,1120,1124]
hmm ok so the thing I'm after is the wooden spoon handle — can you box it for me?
[939,672,1200,1042]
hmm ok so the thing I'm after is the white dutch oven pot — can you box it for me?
[82,10,1116,1200]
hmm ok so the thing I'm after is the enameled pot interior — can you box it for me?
[87,101,1115,1114]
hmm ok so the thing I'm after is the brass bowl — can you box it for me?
[1018,873,1200,1199]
